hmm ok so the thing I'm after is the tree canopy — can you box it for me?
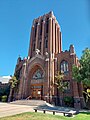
[72,48,90,104]
[72,48,90,87]
[55,71,68,92]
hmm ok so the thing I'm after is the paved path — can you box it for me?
[0,102,34,118]
[0,101,78,118]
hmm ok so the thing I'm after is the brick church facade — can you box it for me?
[9,11,85,108]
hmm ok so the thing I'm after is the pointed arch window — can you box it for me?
[32,69,44,79]
[60,60,69,74]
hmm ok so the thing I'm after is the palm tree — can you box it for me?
[55,71,68,106]
[9,76,18,89]
[8,76,18,102]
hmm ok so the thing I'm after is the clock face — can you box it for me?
[32,69,44,79]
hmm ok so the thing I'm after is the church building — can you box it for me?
[9,11,85,109]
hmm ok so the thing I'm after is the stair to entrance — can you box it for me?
[10,100,78,115]
[10,100,47,106]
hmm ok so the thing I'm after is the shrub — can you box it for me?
[1,95,7,102]
[63,96,73,107]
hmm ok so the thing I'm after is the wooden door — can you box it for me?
[32,89,41,99]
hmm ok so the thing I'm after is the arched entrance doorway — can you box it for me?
[29,65,44,100]
[31,85,43,99]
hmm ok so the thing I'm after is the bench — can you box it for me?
[34,108,73,117]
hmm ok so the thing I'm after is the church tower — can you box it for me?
[26,11,62,103]
[9,11,85,109]
[28,11,62,58]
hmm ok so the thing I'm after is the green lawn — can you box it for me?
[0,112,90,120]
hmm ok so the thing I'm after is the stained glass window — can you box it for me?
[32,69,44,79]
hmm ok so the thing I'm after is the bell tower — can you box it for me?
[28,11,62,58]
[27,11,63,103]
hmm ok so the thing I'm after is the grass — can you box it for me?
[0,112,90,120]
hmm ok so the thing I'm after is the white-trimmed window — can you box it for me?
[60,60,69,73]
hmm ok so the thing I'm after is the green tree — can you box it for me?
[0,84,10,101]
[73,48,90,87]
[55,71,69,106]
[8,76,19,102]
[55,71,68,92]
[72,48,90,107]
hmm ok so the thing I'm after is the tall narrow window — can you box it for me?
[33,43,35,51]
[40,20,43,35]
[39,41,41,50]
[60,60,69,73]
[35,22,38,37]
[46,18,49,33]
[45,39,48,48]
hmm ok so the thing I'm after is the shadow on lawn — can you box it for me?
[80,112,90,115]
[35,104,79,115]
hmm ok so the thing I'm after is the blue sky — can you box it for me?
[0,0,90,76]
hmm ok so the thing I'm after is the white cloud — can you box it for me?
[0,76,11,83]
[2,76,11,79]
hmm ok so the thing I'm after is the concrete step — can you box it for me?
[10,100,47,106]
[10,100,78,115]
